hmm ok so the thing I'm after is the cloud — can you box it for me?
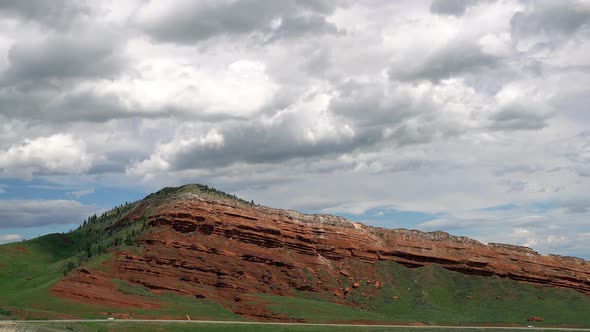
[0,29,130,124]
[389,40,501,83]
[111,59,279,121]
[0,0,588,259]
[0,134,93,179]
[0,58,280,125]
[414,207,588,257]
[135,0,343,44]
[0,233,23,243]
[127,75,485,178]
[69,187,95,198]
[486,84,553,131]
[265,13,342,43]
[511,0,590,41]
[329,78,485,145]
[493,165,539,176]
[560,199,590,214]
[0,187,5,194]
[329,79,435,126]
[418,218,462,231]
[128,93,358,176]
[498,179,526,192]
[0,199,95,228]
[488,103,549,130]
[2,31,126,84]
[429,0,486,17]
[0,88,133,124]
[0,0,89,29]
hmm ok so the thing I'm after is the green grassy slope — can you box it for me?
[0,201,141,305]
[252,261,590,326]
[0,200,238,321]
[0,233,103,319]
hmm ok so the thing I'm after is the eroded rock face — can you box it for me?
[52,193,590,317]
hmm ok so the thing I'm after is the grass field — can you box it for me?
[8,322,586,332]
[6,322,584,332]
[243,261,590,327]
[0,234,102,319]
[368,261,590,326]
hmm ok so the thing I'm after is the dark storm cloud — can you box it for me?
[87,160,133,175]
[0,32,131,123]
[329,80,434,126]
[328,81,459,144]
[0,0,89,29]
[2,34,125,84]
[167,123,363,170]
[152,121,441,173]
[389,42,500,82]
[265,14,341,42]
[511,0,590,40]
[429,0,482,16]
[137,0,343,44]
[488,103,550,131]
[0,87,134,124]
[0,86,251,124]
[146,81,461,173]
[46,91,130,122]
[0,199,94,228]
[140,71,484,174]
[88,149,154,175]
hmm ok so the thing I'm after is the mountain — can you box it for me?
[1,184,590,326]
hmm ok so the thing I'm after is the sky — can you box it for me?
[0,0,589,259]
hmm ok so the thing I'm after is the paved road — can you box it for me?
[10,319,590,331]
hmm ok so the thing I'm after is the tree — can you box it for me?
[85,247,92,259]
[64,261,77,275]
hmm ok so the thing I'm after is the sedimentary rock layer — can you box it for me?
[52,192,590,316]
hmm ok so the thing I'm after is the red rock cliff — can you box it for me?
[52,192,590,317]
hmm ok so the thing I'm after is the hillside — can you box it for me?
[1,184,590,327]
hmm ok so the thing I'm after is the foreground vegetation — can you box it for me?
[15,323,589,332]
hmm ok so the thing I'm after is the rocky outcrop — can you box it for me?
[53,192,590,317]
